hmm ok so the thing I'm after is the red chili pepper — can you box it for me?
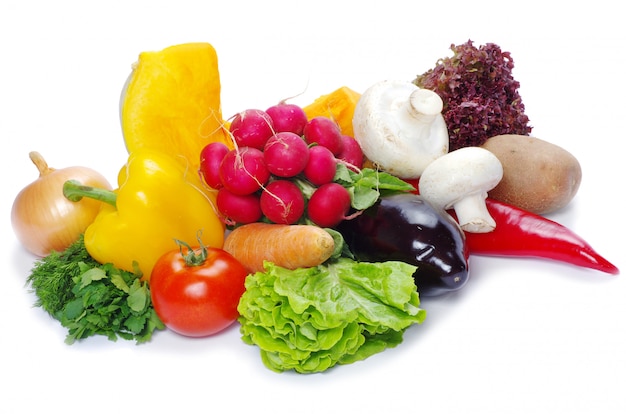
[463,199,619,275]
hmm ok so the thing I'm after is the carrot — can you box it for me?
[223,223,335,273]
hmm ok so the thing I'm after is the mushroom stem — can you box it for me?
[418,147,503,233]
[408,88,444,120]
[453,193,496,233]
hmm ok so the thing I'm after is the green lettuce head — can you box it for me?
[237,258,426,374]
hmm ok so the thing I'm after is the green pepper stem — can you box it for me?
[63,179,117,208]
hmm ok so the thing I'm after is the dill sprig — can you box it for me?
[27,234,98,316]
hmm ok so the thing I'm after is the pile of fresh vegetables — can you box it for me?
[11,40,619,374]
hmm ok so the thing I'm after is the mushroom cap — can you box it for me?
[352,80,449,179]
[419,146,503,210]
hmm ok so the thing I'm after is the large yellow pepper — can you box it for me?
[63,149,224,281]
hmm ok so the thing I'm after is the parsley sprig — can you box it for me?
[26,235,165,344]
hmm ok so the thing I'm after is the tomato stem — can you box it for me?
[176,235,208,267]
[63,179,117,208]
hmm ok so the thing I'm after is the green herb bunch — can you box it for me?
[27,235,165,344]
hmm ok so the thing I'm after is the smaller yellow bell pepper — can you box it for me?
[63,149,224,280]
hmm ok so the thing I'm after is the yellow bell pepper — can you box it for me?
[63,149,225,281]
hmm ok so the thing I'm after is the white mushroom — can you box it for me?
[352,80,449,179]
[418,147,503,233]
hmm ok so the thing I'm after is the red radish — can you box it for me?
[216,188,262,224]
[229,109,275,150]
[219,147,270,195]
[199,142,229,189]
[336,135,364,171]
[303,116,344,156]
[307,182,351,228]
[303,145,337,186]
[260,180,305,224]
[266,103,308,135]
[263,132,310,178]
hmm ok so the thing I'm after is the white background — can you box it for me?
[2,1,624,413]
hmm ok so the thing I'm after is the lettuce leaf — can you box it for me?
[237,258,426,374]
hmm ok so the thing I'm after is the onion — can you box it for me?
[11,151,113,256]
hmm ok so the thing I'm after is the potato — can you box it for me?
[481,134,582,214]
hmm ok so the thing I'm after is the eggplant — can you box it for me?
[337,193,469,296]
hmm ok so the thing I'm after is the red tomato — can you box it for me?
[150,244,249,337]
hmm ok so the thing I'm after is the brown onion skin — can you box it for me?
[11,152,112,257]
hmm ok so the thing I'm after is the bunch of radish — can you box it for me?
[199,103,364,228]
